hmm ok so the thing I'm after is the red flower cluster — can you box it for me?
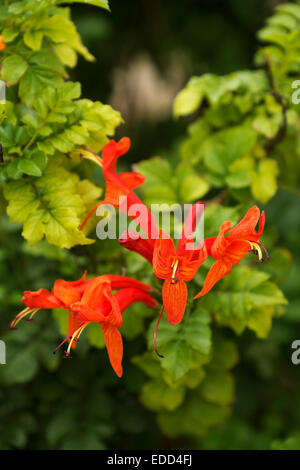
[11,137,269,376]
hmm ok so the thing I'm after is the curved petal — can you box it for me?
[211,220,232,258]
[105,274,153,292]
[22,289,63,309]
[118,172,145,191]
[194,260,232,298]
[80,277,111,310]
[75,277,122,328]
[101,324,123,377]
[102,137,131,175]
[228,206,263,241]
[225,239,250,265]
[119,230,154,265]
[163,279,187,325]
[180,245,208,281]
[114,288,158,313]
[153,231,175,279]
[52,281,81,308]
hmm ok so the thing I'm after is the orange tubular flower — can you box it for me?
[194,205,268,299]
[80,138,158,242]
[10,274,157,377]
[153,202,207,325]
[0,36,6,51]
[63,277,158,377]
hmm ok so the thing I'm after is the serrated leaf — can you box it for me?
[203,266,287,338]
[3,159,94,248]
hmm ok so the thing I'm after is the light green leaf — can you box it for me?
[141,380,185,412]
[200,371,235,406]
[182,308,212,355]
[1,55,28,84]
[251,158,279,204]
[161,340,191,382]
[3,159,95,248]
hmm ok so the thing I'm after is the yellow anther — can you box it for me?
[66,322,88,355]
[171,259,179,284]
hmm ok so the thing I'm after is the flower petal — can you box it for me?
[153,231,176,279]
[101,324,123,377]
[52,281,81,308]
[163,279,187,325]
[22,289,63,309]
[119,230,154,264]
[228,206,264,241]
[102,137,131,174]
[194,259,232,298]
[118,172,145,191]
[114,288,158,312]
[211,221,232,258]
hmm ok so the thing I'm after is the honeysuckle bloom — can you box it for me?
[152,202,207,325]
[80,138,158,241]
[10,273,157,377]
[194,205,268,299]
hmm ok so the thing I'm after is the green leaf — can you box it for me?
[18,159,43,177]
[141,380,185,412]
[132,352,162,379]
[19,64,63,106]
[161,340,191,382]
[3,159,95,248]
[203,126,257,177]
[24,30,43,50]
[203,266,287,338]
[137,157,177,205]
[177,163,210,201]
[174,77,204,117]
[182,308,212,355]
[251,158,279,204]
[200,371,235,406]
[1,55,28,85]
[158,396,230,438]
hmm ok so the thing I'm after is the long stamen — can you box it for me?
[9,308,38,329]
[154,306,165,359]
[65,323,88,357]
[252,242,263,262]
[257,242,270,261]
[247,241,268,262]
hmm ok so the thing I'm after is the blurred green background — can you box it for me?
[1,0,300,450]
